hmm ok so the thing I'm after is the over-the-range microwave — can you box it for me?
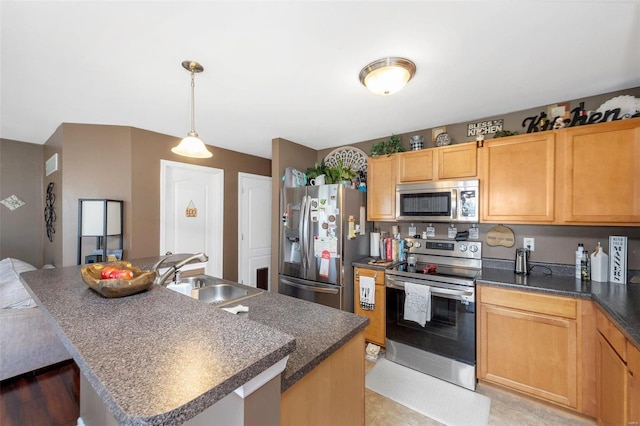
[395,179,479,223]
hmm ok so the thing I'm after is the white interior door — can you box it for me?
[238,173,272,288]
[160,160,223,277]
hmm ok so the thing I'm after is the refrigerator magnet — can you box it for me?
[319,250,330,277]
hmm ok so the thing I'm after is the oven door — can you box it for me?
[385,275,475,366]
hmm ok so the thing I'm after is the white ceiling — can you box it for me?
[1,1,639,159]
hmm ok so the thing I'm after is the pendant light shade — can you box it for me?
[172,60,212,158]
[359,57,416,96]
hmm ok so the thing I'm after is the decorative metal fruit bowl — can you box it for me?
[81,261,155,298]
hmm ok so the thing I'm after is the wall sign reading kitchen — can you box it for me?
[521,95,640,133]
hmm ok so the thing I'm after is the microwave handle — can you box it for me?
[451,189,457,220]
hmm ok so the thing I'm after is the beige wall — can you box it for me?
[130,127,271,281]
[36,124,269,281]
[57,124,133,266]
[0,139,44,267]
[43,126,63,266]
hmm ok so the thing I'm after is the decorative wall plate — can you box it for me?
[435,132,452,146]
[596,95,640,120]
[324,146,369,173]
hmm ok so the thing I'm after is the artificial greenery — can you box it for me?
[493,130,519,138]
[325,160,356,184]
[370,134,405,156]
[305,160,328,180]
[304,159,356,184]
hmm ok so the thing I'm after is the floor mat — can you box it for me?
[365,358,491,426]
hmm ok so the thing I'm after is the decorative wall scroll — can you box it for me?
[185,200,197,217]
[44,182,56,242]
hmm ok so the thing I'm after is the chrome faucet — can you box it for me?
[152,252,209,286]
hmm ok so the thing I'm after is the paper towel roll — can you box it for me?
[370,233,381,257]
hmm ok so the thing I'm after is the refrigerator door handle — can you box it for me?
[280,277,340,294]
[304,195,313,268]
[299,195,307,270]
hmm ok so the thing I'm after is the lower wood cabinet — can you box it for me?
[595,307,640,426]
[628,341,640,424]
[353,267,385,346]
[281,332,365,426]
[477,286,594,413]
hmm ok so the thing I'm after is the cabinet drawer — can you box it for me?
[480,286,577,319]
[596,308,627,361]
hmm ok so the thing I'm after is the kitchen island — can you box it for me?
[19,262,368,425]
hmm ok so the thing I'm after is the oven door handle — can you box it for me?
[386,279,473,298]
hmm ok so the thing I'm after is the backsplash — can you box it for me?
[373,221,640,272]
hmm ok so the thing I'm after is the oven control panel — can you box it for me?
[405,238,482,260]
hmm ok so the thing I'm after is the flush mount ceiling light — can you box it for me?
[171,60,213,158]
[359,57,416,96]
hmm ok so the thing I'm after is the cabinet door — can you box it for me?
[558,119,640,224]
[479,133,556,223]
[438,142,477,179]
[478,303,578,408]
[628,342,640,425]
[596,333,628,426]
[367,155,397,221]
[353,267,385,346]
[398,149,434,182]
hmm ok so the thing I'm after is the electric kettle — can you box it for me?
[514,248,530,275]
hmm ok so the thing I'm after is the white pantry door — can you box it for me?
[160,160,223,277]
[238,173,272,288]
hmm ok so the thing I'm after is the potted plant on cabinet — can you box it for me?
[325,160,356,185]
[370,134,405,156]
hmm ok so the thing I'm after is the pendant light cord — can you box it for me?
[190,71,196,135]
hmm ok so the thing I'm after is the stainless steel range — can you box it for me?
[385,238,481,391]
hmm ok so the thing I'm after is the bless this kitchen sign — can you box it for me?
[467,120,503,137]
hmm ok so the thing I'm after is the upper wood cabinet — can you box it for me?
[438,142,477,180]
[557,119,640,225]
[397,142,477,183]
[479,132,556,223]
[367,155,397,221]
[478,118,640,226]
[398,149,434,182]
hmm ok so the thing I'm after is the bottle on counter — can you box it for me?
[591,242,609,282]
[581,250,591,281]
[408,223,417,237]
[575,243,584,279]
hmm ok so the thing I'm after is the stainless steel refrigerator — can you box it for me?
[279,184,370,312]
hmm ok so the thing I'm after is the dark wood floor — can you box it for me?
[0,361,80,426]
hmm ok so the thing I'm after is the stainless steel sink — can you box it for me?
[179,275,262,306]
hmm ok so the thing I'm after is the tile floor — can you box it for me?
[364,358,597,426]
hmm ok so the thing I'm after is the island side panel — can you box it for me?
[280,332,365,426]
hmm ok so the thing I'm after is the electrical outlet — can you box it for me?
[523,237,535,251]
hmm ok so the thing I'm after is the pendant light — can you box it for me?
[172,60,213,158]
[359,57,416,96]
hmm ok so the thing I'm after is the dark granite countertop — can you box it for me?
[19,262,366,425]
[230,290,369,391]
[477,266,640,349]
